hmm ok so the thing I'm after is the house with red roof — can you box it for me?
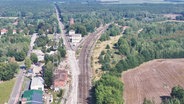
[53,70,68,91]
[1,29,8,35]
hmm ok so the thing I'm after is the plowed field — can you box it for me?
[122,59,184,104]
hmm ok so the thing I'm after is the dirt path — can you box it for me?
[122,59,184,104]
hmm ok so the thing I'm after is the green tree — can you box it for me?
[95,74,123,104]
[106,44,110,49]
[76,25,87,36]
[45,61,54,70]
[14,51,26,61]
[58,46,66,58]
[0,62,18,81]
[25,57,31,69]
[43,68,53,88]
[30,53,38,63]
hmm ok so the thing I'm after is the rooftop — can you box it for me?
[22,90,43,104]
[31,77,44,88]
[54,70,68,81]
[1,29,8,32]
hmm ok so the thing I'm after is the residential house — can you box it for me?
[21,90,43,104]
[1,29,8,35]
[54,70,68,91]
[13,30,16,34]
[68,30,75,36]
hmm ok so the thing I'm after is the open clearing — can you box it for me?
[0,78,16,104]
[122,59,184,104]
[92,35,121,80]
[163,14,182,20]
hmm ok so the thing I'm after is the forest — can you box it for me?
[113,22,184,73]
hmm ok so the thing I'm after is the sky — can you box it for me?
[97,0,184,4]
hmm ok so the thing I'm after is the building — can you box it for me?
[1,29,8,35]
[70,34,82,43]
[68,30,75,36]
[30,77,44,91]
[68,30,82,45]
[21,90,43,104]
[54,70,68,91]
[13,30,16,34]
[69,18,74,26]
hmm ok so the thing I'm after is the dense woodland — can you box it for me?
[114,22,184,73]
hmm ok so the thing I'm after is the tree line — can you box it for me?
[143,86,184,104]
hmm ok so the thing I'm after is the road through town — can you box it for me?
[8,70,24,104]
[8,33,37,104]
[55,5,80,104]
[66,50,80,104]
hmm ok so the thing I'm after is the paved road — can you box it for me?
[8,70,24,104]
[55,6,71,50]
[27,33,37,57]
[78,24,109,104]
[55,4,80,104]
[66,50,80,104]
[8,33,37,104]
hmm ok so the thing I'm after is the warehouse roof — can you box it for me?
[22,90,43,104]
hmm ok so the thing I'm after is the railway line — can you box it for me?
[78,25,109,104]
[55,3,110,103]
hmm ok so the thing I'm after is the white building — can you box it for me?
[69,30,75,36]
[68,30,82,45]
[70,34,82,43]
[30,77,44,91]
[13,30,16,34]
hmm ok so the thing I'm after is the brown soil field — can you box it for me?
[122,59,184,104]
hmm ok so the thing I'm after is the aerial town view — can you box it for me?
[0,0,184,104]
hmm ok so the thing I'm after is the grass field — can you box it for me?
[0,78,16,104]
[48,34,54,40]
[92,35,121,80]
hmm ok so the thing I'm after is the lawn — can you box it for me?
[0,78,16,104]
[48,34,54,40]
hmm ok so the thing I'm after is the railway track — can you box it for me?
[55,3,110,103]
[78,25,109,104]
